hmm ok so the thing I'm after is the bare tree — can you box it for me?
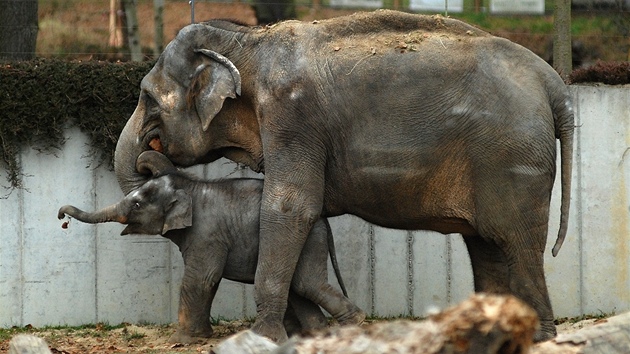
[0,0,39,60]
[121,0,143,61]
[154,0,165,57]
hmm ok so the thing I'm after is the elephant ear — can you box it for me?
[192,49,242,132]
[162,189,193,234]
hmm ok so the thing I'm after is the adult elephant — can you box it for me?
[114,10,574,343]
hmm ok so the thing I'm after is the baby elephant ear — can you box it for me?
[193,49,242,132]
[162,189,193,234]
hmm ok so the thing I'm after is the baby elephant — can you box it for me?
[58,151,365,344]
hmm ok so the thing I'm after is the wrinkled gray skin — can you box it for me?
[59,151,365,344]
[114,10,574,342]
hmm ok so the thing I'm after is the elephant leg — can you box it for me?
[285,291,328,336]
[252,179,323,342]
[463,235,511,294]
[506,239,556,342]
[290,223,365,327]
[169,260,224,344]
[298,283,366,326]
[475,196,556,341]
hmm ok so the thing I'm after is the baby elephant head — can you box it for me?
[58,151,193,235]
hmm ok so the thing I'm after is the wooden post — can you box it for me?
[553,0,572,81]
[108,0,123,47]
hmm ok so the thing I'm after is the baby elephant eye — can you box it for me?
[133,202,141,209]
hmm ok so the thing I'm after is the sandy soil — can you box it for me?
[1,316,607,354]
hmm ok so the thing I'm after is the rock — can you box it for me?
[8,334,52,354]
[212,329,278,354]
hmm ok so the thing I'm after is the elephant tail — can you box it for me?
[325,219,349,297]
[551,89,575,257]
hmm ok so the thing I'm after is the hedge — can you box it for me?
[0,59,153,188]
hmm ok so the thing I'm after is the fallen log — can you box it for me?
[212,293,539,354]
[532,312,630,354]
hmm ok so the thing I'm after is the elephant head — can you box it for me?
[60,151,192,235]
[114,22,266,195]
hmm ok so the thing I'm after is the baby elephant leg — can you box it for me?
[169,265,222,344]
[284,291,328,336]
[292,220,366,327]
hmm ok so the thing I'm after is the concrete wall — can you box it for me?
[1,85,628,328]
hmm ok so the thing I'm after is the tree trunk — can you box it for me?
[532,312,630,354]
[122,0,143,61]
[153,0,165,57]
[553,0,572,80]
[108,0,124,47]
[0,0,39,60]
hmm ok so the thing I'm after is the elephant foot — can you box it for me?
[533,321,557,343]
[168,328,213,344]
[337,308,366,327]
[251,319,288,343]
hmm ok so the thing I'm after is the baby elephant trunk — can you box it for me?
[58,204,128,224]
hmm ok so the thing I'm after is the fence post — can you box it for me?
[553,0,572,80]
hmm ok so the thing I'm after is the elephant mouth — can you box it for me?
[143,130,164,153]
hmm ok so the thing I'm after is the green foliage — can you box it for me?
[0,58,153,188]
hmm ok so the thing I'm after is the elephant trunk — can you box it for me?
[58,204,128,224]
[115,108,151,195]
[137,150,177,177]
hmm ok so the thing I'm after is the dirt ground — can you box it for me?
[0,316,607,354]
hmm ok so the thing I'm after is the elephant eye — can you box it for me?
[133,202,141,209]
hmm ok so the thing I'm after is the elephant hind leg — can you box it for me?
[468,222,556,342]
[463,235,511,294]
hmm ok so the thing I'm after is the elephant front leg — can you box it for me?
[169,265,223,344]
[251,182,322,342]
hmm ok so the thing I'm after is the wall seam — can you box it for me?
[92,162,99,323]
[446,235,452,305]
[18,153,25,326]
[575,88,584,316]
[369,225,375,315]
[406,231,414,316]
